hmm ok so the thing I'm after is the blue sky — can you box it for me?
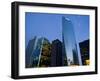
[25,12,89,48]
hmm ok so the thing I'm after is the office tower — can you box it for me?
[62,39,68,66]
[79,40,89,65]
[62,17,80,66]
[39,38,51,67]
[51,39,63,66]
[25,37,43,68]
[26,37,52,68]
[25,36,37,68]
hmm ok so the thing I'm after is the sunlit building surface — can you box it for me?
[62,17,80,66]
[62,41,68,66]
[39,38,51,67]
[79,40,89,65]
[26,37,52,68]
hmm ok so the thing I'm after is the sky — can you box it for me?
[25,12,89,48]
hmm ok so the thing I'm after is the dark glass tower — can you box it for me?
[51,39,63,66]
[62,17,80,66]
[79,40,89,65]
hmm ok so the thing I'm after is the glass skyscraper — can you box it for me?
[62,17,80,66]
[26,37,51,68]
[39,38,51,67]
[25,37,43,68]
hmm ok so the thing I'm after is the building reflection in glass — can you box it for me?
[26,37,52,68]
[62,17,81,66]
[25,36,43,68]
[39,38,51,67]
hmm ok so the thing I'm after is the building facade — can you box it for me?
[51,39,63,66]
[39,38,51,67]
[79,40,89,65]
[25,36,37,68]
[62,17,80,66]
[26,37,51,68]
[25,37,43,68]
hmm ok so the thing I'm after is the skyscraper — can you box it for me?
[51,39,63,66]
[39,38,51,67]
[79,40,89,65]
[62,17,80,66]
[62,42,68,66]
[25,36,37,68]
[26,37,52,68]
[25,37,43,68]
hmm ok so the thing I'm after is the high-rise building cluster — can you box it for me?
[25,17,89,68]
[26,37,68,68]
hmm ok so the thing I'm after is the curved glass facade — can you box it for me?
[26,37,43,68]
[26,37,51,68]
